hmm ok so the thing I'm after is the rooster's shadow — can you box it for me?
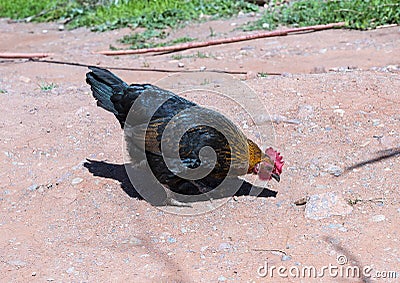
[84,159,277,203]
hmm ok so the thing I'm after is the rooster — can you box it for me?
[86,67,284,206]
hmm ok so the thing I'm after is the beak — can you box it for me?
[271,173,280,182]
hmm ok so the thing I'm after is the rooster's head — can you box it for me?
[253,147,284,182]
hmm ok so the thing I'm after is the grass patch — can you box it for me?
[39,81,57,92]
[244,0,400,31]
[0,0,258,31]
[119,29,196,49]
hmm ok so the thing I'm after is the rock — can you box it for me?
[325,165,343,177]
[122,236,142,246]
[167,237,177,243]
[218,242,231,251]
[333,109,345,117]
[19,76,31,83]
[372,119,381,126]
[8,260,26,267]
[178,62,185,68]
[218,275,227,281]
[371,214,386,222]
[27,184,39,191]
[305,192,353,220]
[281,255,292,261]
[200,246,208,252]
[71,177,83,185]
[66,267,75,274]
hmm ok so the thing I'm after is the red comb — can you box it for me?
[266,147,284,175]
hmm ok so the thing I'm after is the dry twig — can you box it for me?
[96,22,345,56]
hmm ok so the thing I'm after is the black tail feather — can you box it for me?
[86,67,128,116]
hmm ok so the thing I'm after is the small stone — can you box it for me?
[27,184,39,191]
[126,236,142,245]
[199,66,206,71]
[325,165,343,177]
[71,177,83,185]
[167,237,176,243]
[58,24,65,31]
[372,119,381,126]
[218,242,231,251]
[32,272,37,276]
[178,62,185,68]
[42,29,48,33]
[200,246,208,252]
[19,76,31,83]
[281,255,292,261]
[181,228,187,233]
[262,23,270,29]
[397,208,400,213]
[218,275,227,281]
[8,260,26,267]
[305,192,353,220]
[333,109,345,117]
[371,214,385,222]
[66,267,75,274]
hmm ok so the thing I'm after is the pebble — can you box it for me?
[397,208,400,213]
[19,76,31,83]
[281,255,292,261]
[167,237,177,243]
[199,66,206,71]
[178,62,185,68]
[8,260,26,267]
[333,109,345,117]
[372,119,381,126]
[305,192,353,220]
[218,242,231,251]
[325,165,343,177]
[218,275,227,281]
[27,184,39,191]
[71,177,83,185]
[200,246,208,252]
[32,272,37,276]
[58,24,65,31]
[66,267,75,274]
[122,236,142,246]
[371,214,386,222]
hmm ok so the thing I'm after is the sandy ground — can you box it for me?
[0,15,399,283]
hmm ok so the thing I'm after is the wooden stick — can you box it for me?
[96,22,345,56]
[0,52,52,59]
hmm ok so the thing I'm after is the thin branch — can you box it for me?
[96,22,345,56]
[0,52,52,59]
[26,58,277,75]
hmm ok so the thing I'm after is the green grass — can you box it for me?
[118,29,196,49]
[0,0,258,31]
[39,81,57,91]
[244,0,400,31]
